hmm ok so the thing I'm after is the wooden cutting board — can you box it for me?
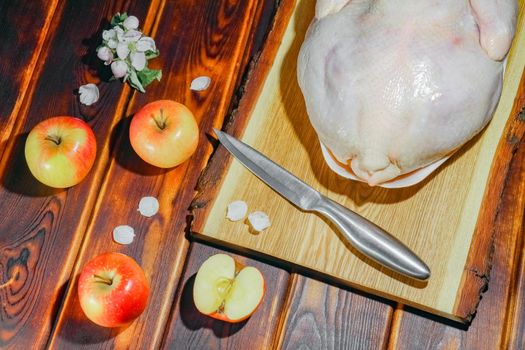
[192,0,525,322]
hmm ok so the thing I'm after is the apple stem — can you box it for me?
[93,274,113,285]
[153,109,167,130]
[218,301,226,313]
[45,135,61,145]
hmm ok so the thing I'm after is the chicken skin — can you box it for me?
[297,0,517,186]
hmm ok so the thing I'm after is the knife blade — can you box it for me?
[213,128,431,281]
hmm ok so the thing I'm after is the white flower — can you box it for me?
[130,51,146,71]
[97,46,113,64]
[100,12,162,91]
[116,42,130,59]
[136,36,156,52]
[111,60,128,78]
[102,29,116,41]
[121,29,142,43]
[115,26,125,42]
[123,15,139,30]
[107,38,118,49]
[78,83,99,106]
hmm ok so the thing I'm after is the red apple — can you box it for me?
[24,116,97,188]
[78,252,149,328]
[129,99,199,168]
[193,254,265,323]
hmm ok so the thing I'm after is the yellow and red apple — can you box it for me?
[129,99,199,168]
[24,116,97,188]
[78,252,149,328]
[193,254,265,322]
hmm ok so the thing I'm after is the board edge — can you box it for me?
[453,67,525,321]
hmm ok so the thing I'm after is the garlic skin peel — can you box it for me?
[190,76,211,91]
[138,196,159,217]
[79,83,99,106]
[247,211,271,232]
[113,225,135,244]
[226,200,248,222]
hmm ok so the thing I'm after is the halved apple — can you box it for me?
[193,254,265,322]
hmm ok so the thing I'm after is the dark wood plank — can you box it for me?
[507,237,525,349]
[48,0,266,348]
[161,242,290,349]
[277,275,394,350]
[0,0,58,160]
[504,108,525,350]
[0,1,153,347]
[388,74,525,349]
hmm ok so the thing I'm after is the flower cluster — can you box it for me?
[97,13,161,92]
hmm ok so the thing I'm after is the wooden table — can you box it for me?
[0,1,523,349]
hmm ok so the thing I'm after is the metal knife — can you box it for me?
[213,129,431,281]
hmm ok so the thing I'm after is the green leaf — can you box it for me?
[128,69,145,93]
[145,50,160,60]
[111,12,128,26]
[137,67,162,88]
[155,69,162,82]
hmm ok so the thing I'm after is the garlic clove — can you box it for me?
[247,211,271,232]
[190,76,211,91]
[78,83,99,106]
[138,196,159,217]
[226,200,248,222]
[113,225,135,244]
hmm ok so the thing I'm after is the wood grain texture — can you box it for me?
[504,120,525,349]
[0,1,152,348]
[192,0,525,321]
[48,0,266,348]
[507,189,525,350]
[387,75,525,349]
[0,0,58,161]
[277,275,393,350]
[161,243,290,350]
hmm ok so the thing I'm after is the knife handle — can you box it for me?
[314,197,430,280]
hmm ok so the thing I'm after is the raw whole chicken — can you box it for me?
[297,0,517,187]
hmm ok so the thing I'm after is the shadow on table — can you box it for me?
[402,304,470,331]
[1,133,65,197]
[178,274,248,337]
[80,18,113,83]
[110,115,167,177]
[55,275,129,345]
